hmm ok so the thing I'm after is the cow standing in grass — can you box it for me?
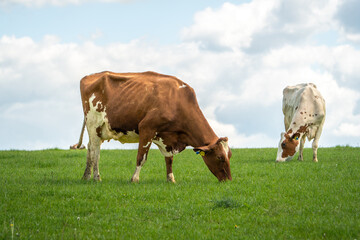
[74,71,232,182]
[276,83,326,162]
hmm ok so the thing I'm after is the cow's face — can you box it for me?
[276,131,301,162]
[194,137,232,181]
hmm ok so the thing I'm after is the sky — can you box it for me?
[0,0,360,150]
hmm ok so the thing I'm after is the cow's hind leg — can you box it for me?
[312,140,319,163]
[82,136,102,181]
[312,124,324,163]
[165,157,176,183]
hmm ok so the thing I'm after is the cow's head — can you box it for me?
[193,137,232,181]
[276,131,301,162]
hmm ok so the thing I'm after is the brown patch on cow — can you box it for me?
[309,114,311,117]
[298,125,308,133]
[96,127,102,138]
[293,122,296,125]
[295,106,298,110]
[315,114,318,116]
[96,102,105,112]
[281,125,308,158]
[300,112,303,114]
[281,131,299,158]
[304,117,306,119]
[91,97,105,112]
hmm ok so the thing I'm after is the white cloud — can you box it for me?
[182,0,341,52]
[274,0,340,32]
[334,122,360,137]
[343,32,360,42]
[181,0,279,51]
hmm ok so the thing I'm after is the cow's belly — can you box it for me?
[101,122,140,144]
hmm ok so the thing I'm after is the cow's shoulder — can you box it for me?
[139,72,196,100]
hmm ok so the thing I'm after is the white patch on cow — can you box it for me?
[131,153,147,182]
[86,93,140,144]
[140,153,147,166]
[143,141,151,148]
[152,137,178,157]
[132,166,141,182]
[220,140,229,159]
[179,84,187,89]
[167,173,175,183]
[86,94,107,139]
[113,130,139,144]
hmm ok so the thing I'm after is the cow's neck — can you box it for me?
[287,115,309,136]
[182,110,218,147]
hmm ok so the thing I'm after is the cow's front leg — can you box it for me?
[297,135,306,161]
[83,136,102,181]
[165,157,176,183]
[131,132,153,183]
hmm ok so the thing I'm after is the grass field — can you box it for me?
[1,147,359,239]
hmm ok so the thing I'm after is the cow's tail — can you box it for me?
[70,118,86,149]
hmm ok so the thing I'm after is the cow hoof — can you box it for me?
[131,177,139,183]
[167,173,176,183]
[94,175,101,181]
[70,144,86,150]
[167,178,176,183]
[82,175,91,181]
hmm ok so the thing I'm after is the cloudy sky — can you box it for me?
[1,0,359,150]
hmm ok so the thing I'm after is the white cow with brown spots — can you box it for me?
[276,83,326,162]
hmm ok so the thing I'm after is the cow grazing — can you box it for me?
[276,83,326,162]
[77,71,232,182]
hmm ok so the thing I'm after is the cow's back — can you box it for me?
[80,71,197,137]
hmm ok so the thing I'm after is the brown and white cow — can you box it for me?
[276,83,326,162]
[76,71,232,182]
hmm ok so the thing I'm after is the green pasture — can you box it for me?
[1,147,359,239]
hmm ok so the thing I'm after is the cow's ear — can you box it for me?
[291,133,300,141]
[216,137,228,144]
[193,146,210,156]
[195,150,206,156]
